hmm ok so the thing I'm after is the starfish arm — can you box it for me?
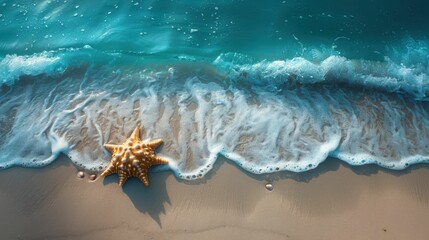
[130,127,141,141]
[147,139,163,149]
[100,164,116,177]
[138,170,149,186]
[104,143,121,153]
[154,156,169,165]
[118,171,129,186]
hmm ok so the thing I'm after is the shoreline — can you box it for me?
[1,155,429,239]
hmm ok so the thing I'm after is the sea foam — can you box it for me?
[0,52,64,86]
[1,46,429,179]
[214,50,429,100]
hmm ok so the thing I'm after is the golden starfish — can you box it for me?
[101,127,168,186]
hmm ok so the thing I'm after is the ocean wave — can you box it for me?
[1,55,429,179]
[3,38,429,101]
[1,0,429,181]
[0,52,64,86]
[214,47,429,99]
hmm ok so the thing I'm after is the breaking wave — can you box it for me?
[1,41,429,179]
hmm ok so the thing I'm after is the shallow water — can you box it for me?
[1,0,429,179]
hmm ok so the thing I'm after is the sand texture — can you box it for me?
[1,155,429,240]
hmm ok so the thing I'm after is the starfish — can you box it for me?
[101,127,168,187]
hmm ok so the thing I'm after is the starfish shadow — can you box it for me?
[103,169,171,228]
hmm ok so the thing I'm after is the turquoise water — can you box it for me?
[1,0,429,178]
[1,0,428,59]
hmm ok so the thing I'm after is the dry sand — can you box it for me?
[1,155,429,240]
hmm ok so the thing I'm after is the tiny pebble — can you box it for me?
[265,183,273,191]
[77,171,84,178]
[89,174,97,181]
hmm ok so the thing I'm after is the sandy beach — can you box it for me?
[0,155,428,240]
[1,0,429,239]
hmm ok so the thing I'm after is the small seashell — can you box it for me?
[77,171,84,178]
[265,183,273,191]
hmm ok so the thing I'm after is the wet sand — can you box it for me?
[1,155,429,240]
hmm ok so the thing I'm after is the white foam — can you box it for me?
[0,52,64,86]
[214,51,429,99]
[2,47,429,178]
